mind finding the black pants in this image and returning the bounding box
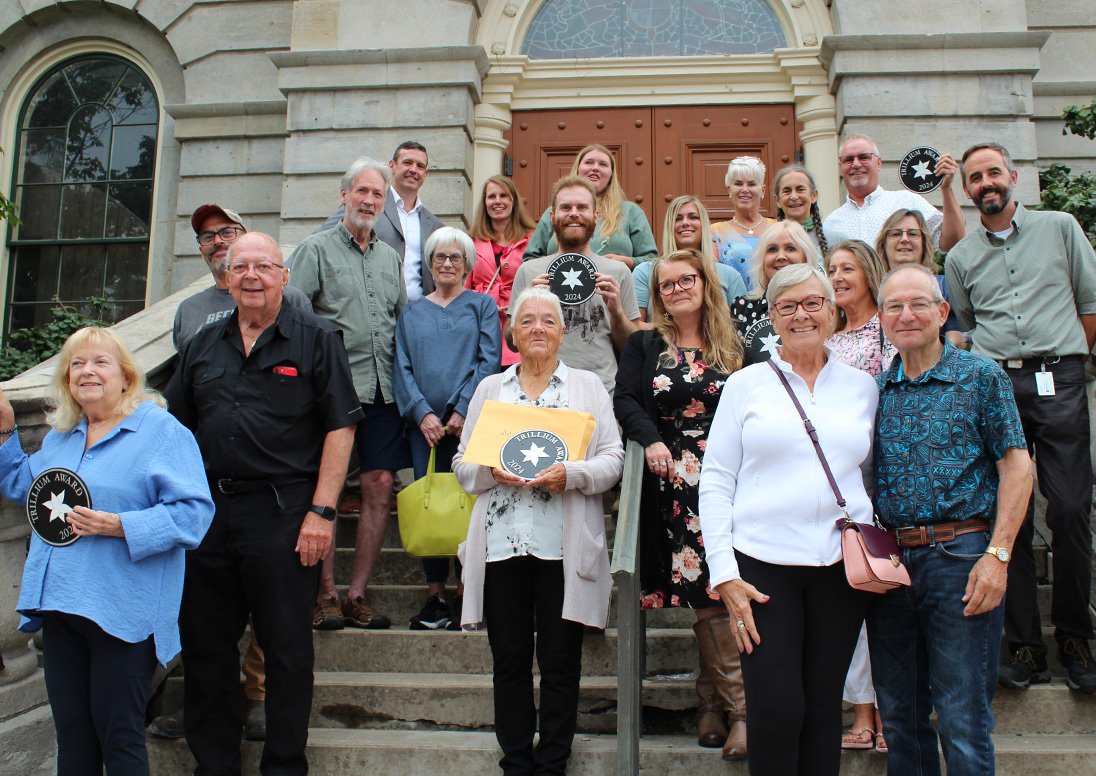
[41,612,156,776]
[484,556,585,776]
[182,480,319,776]
[736,552,869,776]
[1003,358,1095,651]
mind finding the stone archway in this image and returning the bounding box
[471,0,841,214]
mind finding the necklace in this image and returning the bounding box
[732,215,764,235]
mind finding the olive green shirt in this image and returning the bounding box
[944,203,1096,360]
[288,222,407,403]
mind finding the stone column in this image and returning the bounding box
[778,48,840,215]
[824,1,1049,211]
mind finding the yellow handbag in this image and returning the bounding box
[397,446,476,557]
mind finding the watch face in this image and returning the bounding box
[996,548,1010,562]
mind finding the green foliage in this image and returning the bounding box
[1039,100,1096,249]
[1061,98,1096,141]
[0,298,111,382]
[0,146,17,227]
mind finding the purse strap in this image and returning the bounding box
[424,445,437,493]
[766,359,846,512]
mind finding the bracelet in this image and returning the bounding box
[0,426,16,436]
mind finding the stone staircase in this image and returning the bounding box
[146,504,1096,775]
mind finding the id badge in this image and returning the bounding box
[1035,369,1056,396]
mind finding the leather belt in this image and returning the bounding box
[997,355,1084,370]
[213,477,311,509]
[894,518,990,548]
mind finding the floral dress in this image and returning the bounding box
[640,348,729,610]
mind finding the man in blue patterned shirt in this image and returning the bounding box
[869,265,1031,775]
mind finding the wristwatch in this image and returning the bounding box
[308,504,337,521]
[985,546,1010,563]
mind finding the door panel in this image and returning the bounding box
[506,104,799,248]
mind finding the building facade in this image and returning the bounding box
[0,0,1092,341]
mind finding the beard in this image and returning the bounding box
[347,208,377,233]
[553,215,597,251]
[972,183,1014,216]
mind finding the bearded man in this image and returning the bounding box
[945,142,1096,695]
[289,157,409,635]
[509,175,640,394]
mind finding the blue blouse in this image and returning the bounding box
[0,401,214,665]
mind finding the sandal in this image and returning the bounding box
[841,727,876,750]
[874,732,888,754]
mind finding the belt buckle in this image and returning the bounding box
[1006,359,1023,369]
[217,478,233,494]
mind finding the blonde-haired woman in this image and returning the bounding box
[467,175,538,367]
[826,239,897,376]
[524,143,658,268]
[0,326,214,775]
[730,220,815,365]
[633,195,746,320]
[615,250,748,760]
[712,156,775,291]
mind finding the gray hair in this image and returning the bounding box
[765,264,835,307]
[839,133,880,158]
[877,264,943,307]
[341,156,391,191]
[724,155,766,188]
[959,142,1016,184]
[511,286,564,325]
[423,226,476,280]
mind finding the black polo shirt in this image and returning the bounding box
[165,303,364,480]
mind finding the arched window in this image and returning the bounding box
[523,0,787,59]
[5,54,158,337]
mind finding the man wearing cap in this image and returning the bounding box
[316,141,444,301]
[166,231,362,774]
[175,204,311,349]
[823,133,964,250]
[945,141,1096,694]
[509,175,639,395]
[870,263,1031,774]
[290,157,410,632]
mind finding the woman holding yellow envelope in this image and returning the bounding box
[453,286,624,776]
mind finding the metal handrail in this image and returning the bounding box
[610,440,645,775]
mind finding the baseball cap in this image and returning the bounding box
[191,204,246,234]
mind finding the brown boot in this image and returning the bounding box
[693,620,728,747]
[698,613,748,761]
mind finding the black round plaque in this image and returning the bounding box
[546,253,597,306]
[25,468,91,547]
[899,146,944,194]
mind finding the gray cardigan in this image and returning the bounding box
[454,367,624,628]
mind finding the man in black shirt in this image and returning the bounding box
[165,232,362,775]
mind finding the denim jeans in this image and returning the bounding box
[868,530,1004,776]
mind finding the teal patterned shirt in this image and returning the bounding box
[874,340,1026,528]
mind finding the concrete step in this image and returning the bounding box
[147,729,1096,775]
[311,628,698,677]
[303,673,1096,737]
[339,585,699,630]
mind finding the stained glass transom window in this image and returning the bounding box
[6,55,158,337]
[522,0,787,59]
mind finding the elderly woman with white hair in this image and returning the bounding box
[453,285,624,776]
[699,264,878,775]
[711,155,775,292]
[394,226,502,630]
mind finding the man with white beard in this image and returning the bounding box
[289,157,409,633]
[509,175,640,395]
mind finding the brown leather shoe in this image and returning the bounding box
[693,620,729,748]
[697,613,748,761]
[342,594,391,629]
[312,597,345,630]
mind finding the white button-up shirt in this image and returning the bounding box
[823,186,943,249]
[393,187,425,302]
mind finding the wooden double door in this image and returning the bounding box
[504,105,800,247]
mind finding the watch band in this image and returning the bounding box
[309,504,337,521]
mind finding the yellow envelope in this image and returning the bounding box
[462,400,596,468]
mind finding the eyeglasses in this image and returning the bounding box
[197,226,245,246]
[657,273,700,296]
[772,295,827,317]
[886,228,924,240]
[228,261,284,277]
[431,253,465,266]
[881,298,941,316]
[839,153,878,167]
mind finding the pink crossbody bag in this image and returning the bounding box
[767,360,910,593]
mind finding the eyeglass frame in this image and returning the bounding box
[196,226,246,246]
[657,273,700,296]
[771,295,828,317]
[839,152,879,167]
[885,228,925,241]
[226,260,285,277]
[430,252,466,266]
[880,298,943,316]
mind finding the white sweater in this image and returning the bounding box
[698,350,879,586]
